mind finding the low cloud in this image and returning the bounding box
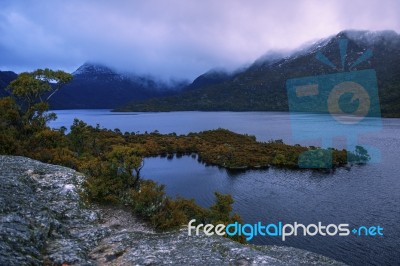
[0,0,399,80]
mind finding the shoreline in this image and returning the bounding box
[0,155,347,265]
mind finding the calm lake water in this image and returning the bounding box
[50,110,400,266]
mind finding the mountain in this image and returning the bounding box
[0,64,188,110]
[185,69,232,91]
[116,30,400,117]
[0,71,18,97]
[49,63,187,109]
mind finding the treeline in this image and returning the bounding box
[0,69,370,242]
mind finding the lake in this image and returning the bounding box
[50,110,400,266]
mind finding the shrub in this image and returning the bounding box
[129,180,166,218]
[81,158,126,204]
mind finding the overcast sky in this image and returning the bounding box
[1,0,399,80]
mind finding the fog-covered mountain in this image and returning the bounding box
[184,69,232,91]
[48,63,188,109]
[118,30,400,117]
[1,30,399,116]
[0,63,188,109]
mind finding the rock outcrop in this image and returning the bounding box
[0,156,346,265]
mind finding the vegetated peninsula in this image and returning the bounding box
[116,30,400,118]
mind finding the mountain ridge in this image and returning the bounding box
[1,30,399,116]
[0,71,18,98]
[0,63,188,109]
[48,62,188,109]
[116,30,400,117]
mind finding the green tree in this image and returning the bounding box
[108,145,145,187]
[350,145,370,164]
[7,69,72,129]
[0,97,22,153]
[209,192,234,222]
[69,119,91,155]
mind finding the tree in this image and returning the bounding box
[0,97,22,153]
[353,145,370,164]
[69,119,91,155]
[7,69,72,128]
[108,146,145,188]
[209,192,234,222]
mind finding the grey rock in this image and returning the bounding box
[0,156,108,265]
[0,156,347,265]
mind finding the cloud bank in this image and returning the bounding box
[0,0,399,80]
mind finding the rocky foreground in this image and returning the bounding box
[0,156,346,265]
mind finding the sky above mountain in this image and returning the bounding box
[1,0,399,80]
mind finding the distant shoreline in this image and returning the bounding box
[49,108,399,118]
